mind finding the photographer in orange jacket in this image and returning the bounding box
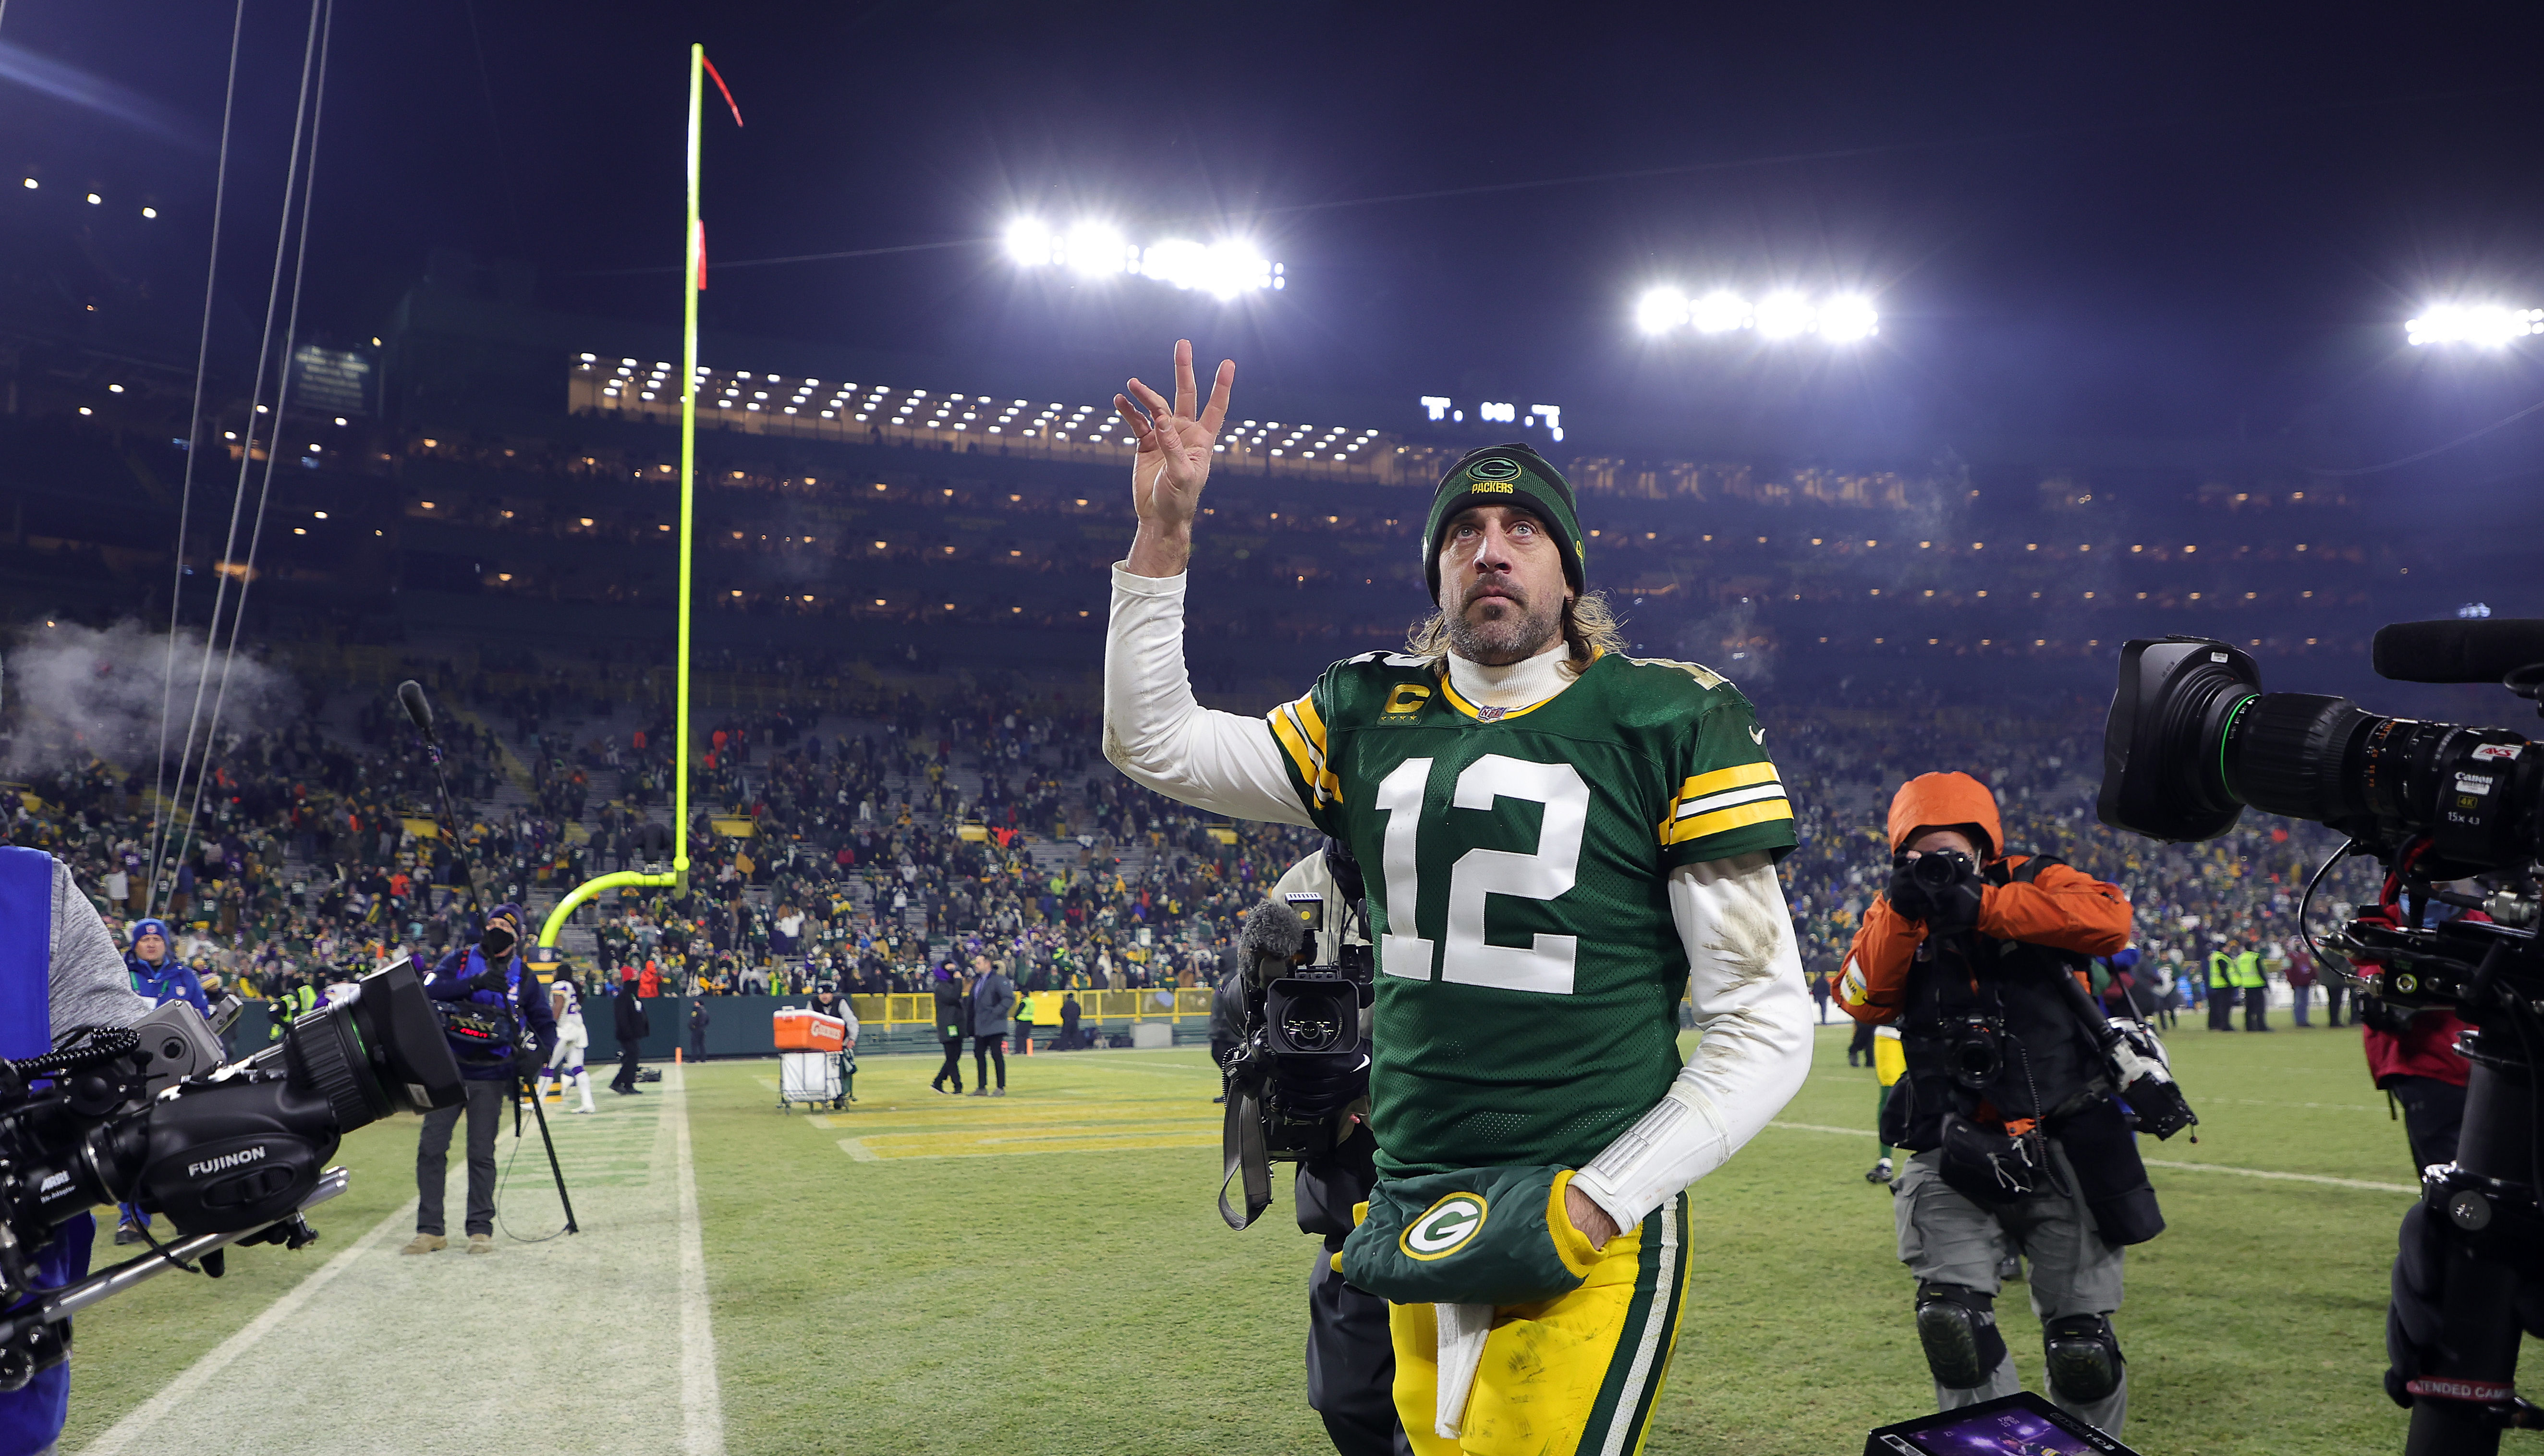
[1835,772,2153,1438]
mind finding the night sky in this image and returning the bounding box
[10,2,2544,468]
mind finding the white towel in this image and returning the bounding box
[1434,1301,1495,1438]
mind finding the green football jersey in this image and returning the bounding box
[1264,649,1794,1178]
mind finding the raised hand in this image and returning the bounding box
[1118,339,1233,578]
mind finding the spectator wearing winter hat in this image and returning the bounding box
[122,918,207,1020]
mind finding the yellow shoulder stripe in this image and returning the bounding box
[1673,761,1778,801]
[1266,695,1343,807]
[1660,796,1792,848]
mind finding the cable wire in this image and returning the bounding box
[147,0,250,908]
[173,0,333,892]
[152,0,327,914]
[2305,396,2544,478]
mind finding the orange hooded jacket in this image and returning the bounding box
[1832,772,2132,1022]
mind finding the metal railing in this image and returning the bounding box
[847,987,1212,1028]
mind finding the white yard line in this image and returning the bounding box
[81,1195,419,1456]
[671,1058,727,1456]
[2141,1159,2413,1194]
[1763,1119,2414,1193]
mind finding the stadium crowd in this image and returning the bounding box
[2,648,2353,1016]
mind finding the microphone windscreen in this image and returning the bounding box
[1239,897,1306,983]
[2372,619,2544,684]
[396,679,434,733]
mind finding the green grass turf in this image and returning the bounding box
[64,1020,2492,1453]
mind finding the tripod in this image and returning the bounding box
[512,1063,582,1236]
[2403,1021,2544,1455]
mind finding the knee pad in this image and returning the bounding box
[1914,1283,2008,1390]
[2043,1313,2124,1404]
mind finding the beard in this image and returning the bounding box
[1445,584,1563,666]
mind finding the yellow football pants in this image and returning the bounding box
[1388,1191,1694,1456]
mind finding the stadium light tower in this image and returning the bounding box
[1007,215,1284,298]
[2406,304,2544,346]
[1637,285,1877,341]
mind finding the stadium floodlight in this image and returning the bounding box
[1636,286,1689,335]
[1003,218,1055,267]
[2406,304,2544,346]
[1689,290,1748,333]
[1818,294,1880,341]
[1061,221,1128,277]
[1637,285,1877,342]
[1138,237,1274,299]
[1754,291,1814,339]
[1009,216,1284,296]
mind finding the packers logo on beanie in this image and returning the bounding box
[1422,444,1586,603]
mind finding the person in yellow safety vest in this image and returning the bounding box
[2205,946,2237,1032]
[1866,1023,1907,1184]
[2232,947,2269,1032]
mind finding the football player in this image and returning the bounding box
[1103,342,1813,1455]
[537,973,595,1114]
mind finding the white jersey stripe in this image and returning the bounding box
[1675,781,1787,819]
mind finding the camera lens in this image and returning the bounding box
[2102,635,2542,868]
[1911,852,1964,889]
[1278,1010,1341,1052]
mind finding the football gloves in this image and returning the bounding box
[1338,1164,1599,1307]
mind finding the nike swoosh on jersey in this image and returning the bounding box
[1748,725,1765,744]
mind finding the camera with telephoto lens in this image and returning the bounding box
[2099,623,2544,1450]
[0,959,461,1393]
[1911,849,1975,894]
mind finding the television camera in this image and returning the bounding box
[0,960,460,1393]
[1217,841,1374,1230]
[2098,618,2544,1456]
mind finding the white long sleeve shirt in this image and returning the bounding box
[1102,564,1811,1229]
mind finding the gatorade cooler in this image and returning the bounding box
[773,1008,846,1053]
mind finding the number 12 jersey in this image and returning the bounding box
[1264,649,1794,1178]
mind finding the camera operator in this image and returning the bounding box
[1833,773,2147,1437]
[1101,344,1812,1454]
[0,846,150,1456]
[2356,876,2483,1177]
[1254,843,1410,1456]
[404,905,553,1257]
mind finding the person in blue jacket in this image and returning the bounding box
[122,917,207,1019]
[114,918,209,1245]
[404,904,554,1256]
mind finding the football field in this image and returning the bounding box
[58,1021,2453,1454]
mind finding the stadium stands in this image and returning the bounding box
[0,263,2385,1029]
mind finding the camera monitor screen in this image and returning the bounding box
[1865,1392,2138,1456]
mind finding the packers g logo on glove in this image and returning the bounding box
[1343,1165,1598,1306]
[1403,1192,1489,1260]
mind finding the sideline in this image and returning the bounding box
[670,1060,727,1456]
[80,1196,420,1456]
[1763,1120,2414,1194]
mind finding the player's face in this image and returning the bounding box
[1439,505,1569,666]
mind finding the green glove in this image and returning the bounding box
[1339,1165,1599,1307]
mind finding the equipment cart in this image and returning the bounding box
[772,1008,848,1113]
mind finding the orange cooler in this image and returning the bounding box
[773,1009,846,1052]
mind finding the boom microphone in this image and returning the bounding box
[396,679,437,741]
[2371,619,2544,685]
[1239,897,1306,986]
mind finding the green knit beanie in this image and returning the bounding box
[1421,444,1586,603]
